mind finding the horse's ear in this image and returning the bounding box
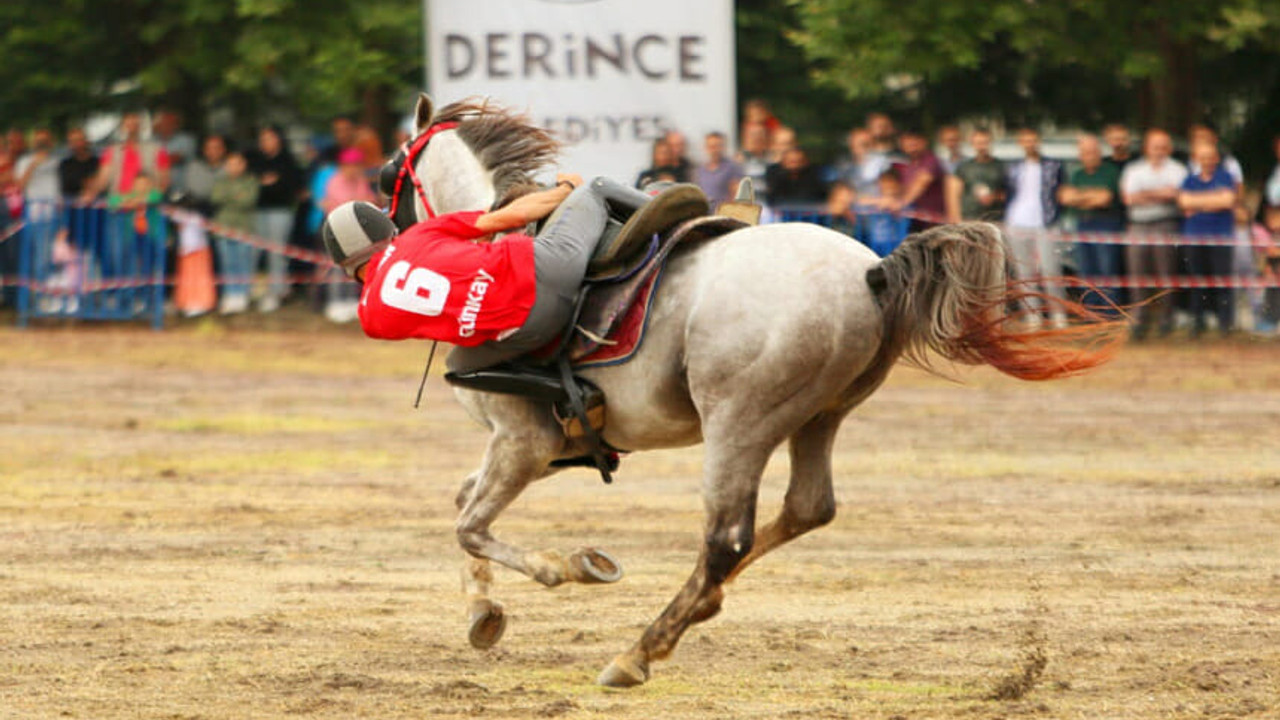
[415,93,434,132]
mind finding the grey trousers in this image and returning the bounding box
[446,182,611,373]
[1126,219,1179,332]
[254,208,293,301]
[1005,226,1066,313]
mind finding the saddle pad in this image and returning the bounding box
[570,265,666,369]
[568,216,747,368]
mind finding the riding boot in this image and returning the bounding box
[585,183,711,276]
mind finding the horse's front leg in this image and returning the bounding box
[455,461,621,650]
[456,471,505,649]
[458,398,622,570]
[457,437,623,586]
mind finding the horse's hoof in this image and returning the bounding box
[597,654,649,688]
[467,599,507,650]
[568,547,623,584]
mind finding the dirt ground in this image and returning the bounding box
[2,318,1278,719]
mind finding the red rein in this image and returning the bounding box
[388,121,460,222]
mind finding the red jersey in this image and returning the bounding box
[358,211,537,346]
[100,143,172,194]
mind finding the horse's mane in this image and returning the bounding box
[433,99,560,204]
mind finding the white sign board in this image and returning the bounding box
[425,0,736,183]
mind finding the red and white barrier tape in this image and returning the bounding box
[6,270,1277,294]
[159,207,336,267]
[1039,229,1268,248]
[0,220,24,244]
[1,272,347,293]
[10,201,1279,278]
[11,201,337,265]
[798,204,1278,248]
[1049,275,1280,289]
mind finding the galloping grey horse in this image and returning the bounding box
[394,95,1118,687]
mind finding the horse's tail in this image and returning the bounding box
[867,222,1125,381]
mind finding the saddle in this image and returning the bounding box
[444,180,758,482]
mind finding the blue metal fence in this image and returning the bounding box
[15,200,167,329]
[771,204,908,258]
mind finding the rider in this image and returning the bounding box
[323,176,703,374]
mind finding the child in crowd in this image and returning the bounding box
[110,172,163,234]
[46,227,85,312]
[825,183,858,238]
[108,172,165,307]
[210,152,260,314]
[172,203,215,317]
[863,169,910,257]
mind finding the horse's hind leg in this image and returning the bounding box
[598,442,772,687]
[725,411,843,583]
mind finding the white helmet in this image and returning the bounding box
[321,201,398,277]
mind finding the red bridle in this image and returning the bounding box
[387,121,459,222]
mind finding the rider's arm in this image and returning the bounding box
[474,173,584,235]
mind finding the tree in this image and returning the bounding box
[0,0,423,137]
[735,0,866,156]
[0,0,122,128]
[785,0,1280,135]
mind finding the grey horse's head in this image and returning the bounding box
[388,94,560,228]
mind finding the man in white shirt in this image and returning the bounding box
[1120,129,1188,339]
[936,125,965,175]
[1004,128,1067,327]
[16,128,61,212]
[16,128,62,250]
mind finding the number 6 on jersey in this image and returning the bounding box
[380,259,451,316]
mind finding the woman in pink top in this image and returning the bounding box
[322,148,377,322]
[322,148,376,212]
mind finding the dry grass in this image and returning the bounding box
[1,323,1278,719]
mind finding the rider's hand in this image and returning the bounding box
[556,173,584,189]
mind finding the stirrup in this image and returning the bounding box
[715,178,762,226]
[550,452,620,472]
[552,380,606,438]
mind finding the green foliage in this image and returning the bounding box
[787,0,1280,88]
[784,0,1280,127]
[0,0,423,130]
[0,0,114,126]
[2,0,1278,172]
[736,0,867,156]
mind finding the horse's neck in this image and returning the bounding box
[422,131,497,216]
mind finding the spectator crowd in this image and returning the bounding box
[636,102,1280,338]
[0,110,404,323]
[3,101,1279,337]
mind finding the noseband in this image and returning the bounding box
[382,121,459,230]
